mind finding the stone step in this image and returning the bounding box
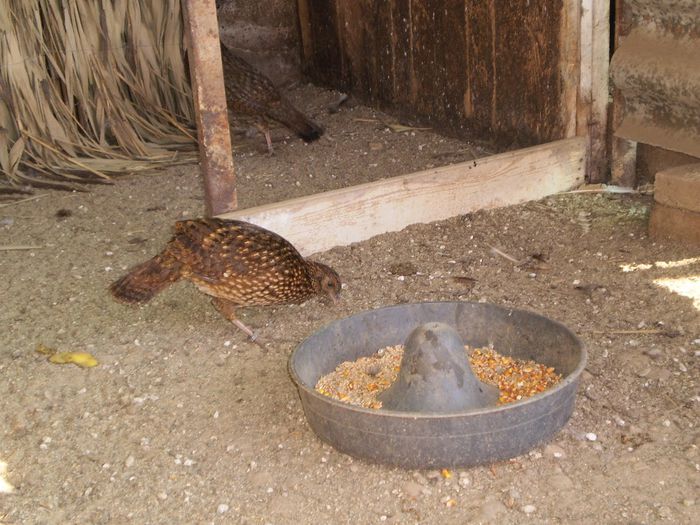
[654,163,700,213]
[649,203,700,245]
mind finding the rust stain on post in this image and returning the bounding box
[183,0,237,216]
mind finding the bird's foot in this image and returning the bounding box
[232,318,268,352]
[212,298,268,352]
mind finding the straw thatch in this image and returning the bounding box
[0,0,197,191]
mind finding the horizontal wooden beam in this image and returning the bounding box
[220,137,586,255]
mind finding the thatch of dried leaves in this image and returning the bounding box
[0,0,197,192]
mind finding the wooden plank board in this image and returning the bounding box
[589,0,610,182]
[578,0,610,183]
[183,0,237,215]
[560,0,581,138]
[577,0,593,138]
[220,137,586,255]
[298,1,568,148]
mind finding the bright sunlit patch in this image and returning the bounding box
[0,460,14,494]
[654,275,700,311]
[621,257,700,273]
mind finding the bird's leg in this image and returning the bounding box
[211,298,266,350]
[263,130,274,155]
[254,123,274,155]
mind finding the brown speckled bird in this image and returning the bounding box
[109,218,341,343]
[220,42,323,153]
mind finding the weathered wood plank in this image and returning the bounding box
[560,0,581,139]
[301,1,567,148]
[577,0,610,183]
[589,0,610,182]
[220,137,586,255]
[183,0,237,216]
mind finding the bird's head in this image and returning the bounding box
[307,261,342,304]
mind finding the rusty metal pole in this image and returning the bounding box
[183,0,237,216]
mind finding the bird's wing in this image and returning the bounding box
[171,219,307,284]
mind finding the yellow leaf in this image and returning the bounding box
[48,351,99,368]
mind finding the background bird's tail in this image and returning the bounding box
[109,254,181,304]
[272,103,323,142]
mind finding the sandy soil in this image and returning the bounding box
[1,88,699,524]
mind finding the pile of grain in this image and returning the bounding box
[316,345,561,409]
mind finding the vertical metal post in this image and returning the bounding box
[183,0,237,216]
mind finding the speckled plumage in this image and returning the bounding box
[109,218,340,341]
[221,42,323,152]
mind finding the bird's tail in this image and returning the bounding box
[109,253,181,305]
[271,102,324,142]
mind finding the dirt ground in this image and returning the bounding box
[1,87,699,524]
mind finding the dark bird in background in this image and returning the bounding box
[220,42,323,153]
[109,218,341,344]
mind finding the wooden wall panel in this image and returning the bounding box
[298,0,567,148]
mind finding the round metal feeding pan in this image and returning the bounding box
[289,302,586,469]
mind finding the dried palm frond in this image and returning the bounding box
[0,0,196,192]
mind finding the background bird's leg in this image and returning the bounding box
[211,298,266,349]
[254,123,274,154]
[263,130,273,155]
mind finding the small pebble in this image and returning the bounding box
[636,366,652,377]
[644,348,663,360]
[585,432,597,441]
[441,496,456,507]
[521,504,537,514]
[403,481,423,499]
[217,503,229,514]
[544,444,566,458]
[548,474,574,490]
[479,499,507,521]
[158,492,168,500]
[125,455,135,468]
[458,474,471,488]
